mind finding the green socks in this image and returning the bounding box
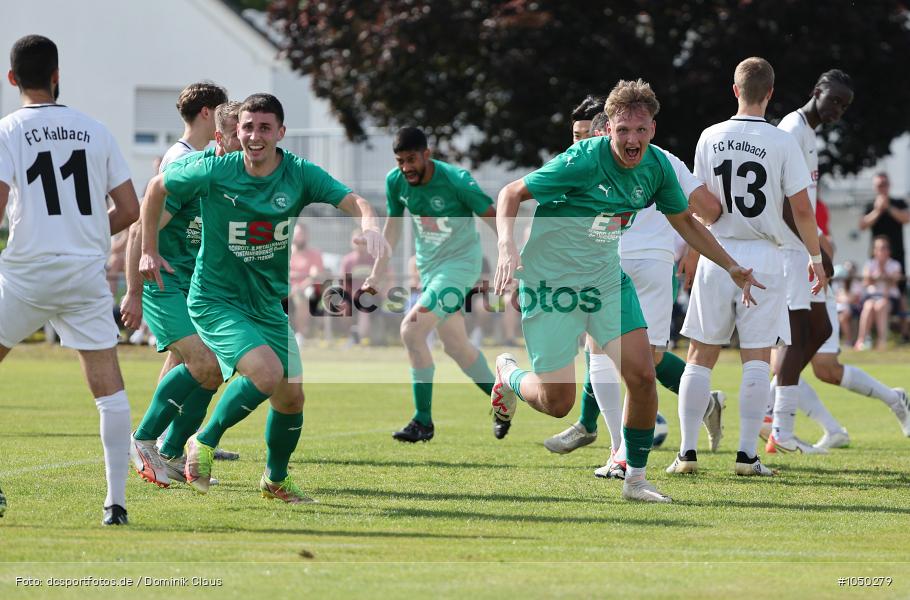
[623,426,655,469]
[576,351,599,432]
[411,365,435,426]
[135,364,203,441]
[158,386,217,458]
[655,352,686,395]
[265,408,303,482]
[461,351,495,396]
[198,376,269,448]
[508,368,528,402]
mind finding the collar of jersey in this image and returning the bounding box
[729,116,767,122]
[23,103,66,109]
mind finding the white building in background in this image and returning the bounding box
[1,0,906,264]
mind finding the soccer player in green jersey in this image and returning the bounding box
[121,101,243,488]
[139,94,388,503]
[491,79,762,502]
[362,127,500,442]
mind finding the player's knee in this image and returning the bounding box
[182,347,222,390]
[249,363,283,396]
[812,363,839,385]
[273,385,305,413]
[624,364,656,394]
[400,318,427,348]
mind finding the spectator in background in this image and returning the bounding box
[859,172,908,294]
[289,223,325,346]
[854,236,904,350]
[833,261,863,346]
[340,228,377,345]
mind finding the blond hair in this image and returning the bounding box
[605,79,660,120]
[215,100,241,132]
[734,57,774,105]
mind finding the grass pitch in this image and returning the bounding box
[1,343,909,598]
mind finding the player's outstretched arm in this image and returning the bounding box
[666,209,765,306]
[362,216,400,294]
[494,179,531,295]
[138,174,174,291]
[120,222,145,329]
[787,188,828,294]
[108,180,140,236]
[337,192,390,259]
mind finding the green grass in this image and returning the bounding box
[1,343,910,599]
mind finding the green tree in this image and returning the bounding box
[269,0,910,174]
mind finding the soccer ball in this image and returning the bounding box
[652,412,669,448]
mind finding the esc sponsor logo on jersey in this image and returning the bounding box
[228,220,291,245]
[588,211,635,242]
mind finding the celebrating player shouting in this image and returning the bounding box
[139,94,389,503]
[491,79,762,503]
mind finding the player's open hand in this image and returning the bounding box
[808,260,829,295]
[119,292,143,330]
[494,240,523,296]
[357,228,391,259]
[139,251,174,291]
[727,265,765,307]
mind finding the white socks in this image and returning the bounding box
[95,390,130,508]
[739,360,770,456]
[797,378,843,434]
[589,354,623,452]
[626,465,646,483]
[772,384,800,443]
[678,363,712,454]
[841,365,901,411]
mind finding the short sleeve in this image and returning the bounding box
[894,199,908,211]
[105,131,132,191]
[0,131,13,187]
[454,168,494,214]
[163,153,214,201]
[302,161,352,207]
[692,131,709,182]
[656,146,702,198]
[524,145,596,205]
[386,171,404,217]
[781,136,812,198]
[652,151,689,215]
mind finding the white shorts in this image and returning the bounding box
[681,241,790,348]
[621,257,673,348]
[817,295,841,354]
[782,247,813,310]
[0,257,118,350]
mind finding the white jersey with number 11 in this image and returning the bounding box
[0,103,131,264]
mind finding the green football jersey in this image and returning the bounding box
[149,147,215,292]
[522,136,688,290]
[386,159,492,275]
[163,149,352,313]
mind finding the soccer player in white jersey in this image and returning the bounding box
[769,70,910,449]
[0,36,139,524]
[671,57,827,477]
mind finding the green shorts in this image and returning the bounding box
[142,283,197,352]
[520,273,646,373]
[416,262,480,321]
[187,295,302,382]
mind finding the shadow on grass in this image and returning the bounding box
[297,457,586,471]
[772,463,910,479]
[0,522,536,541]
[683,498,910,515]
[317,500,693,528]
[328,486,586,504]
[0,432,98,438]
